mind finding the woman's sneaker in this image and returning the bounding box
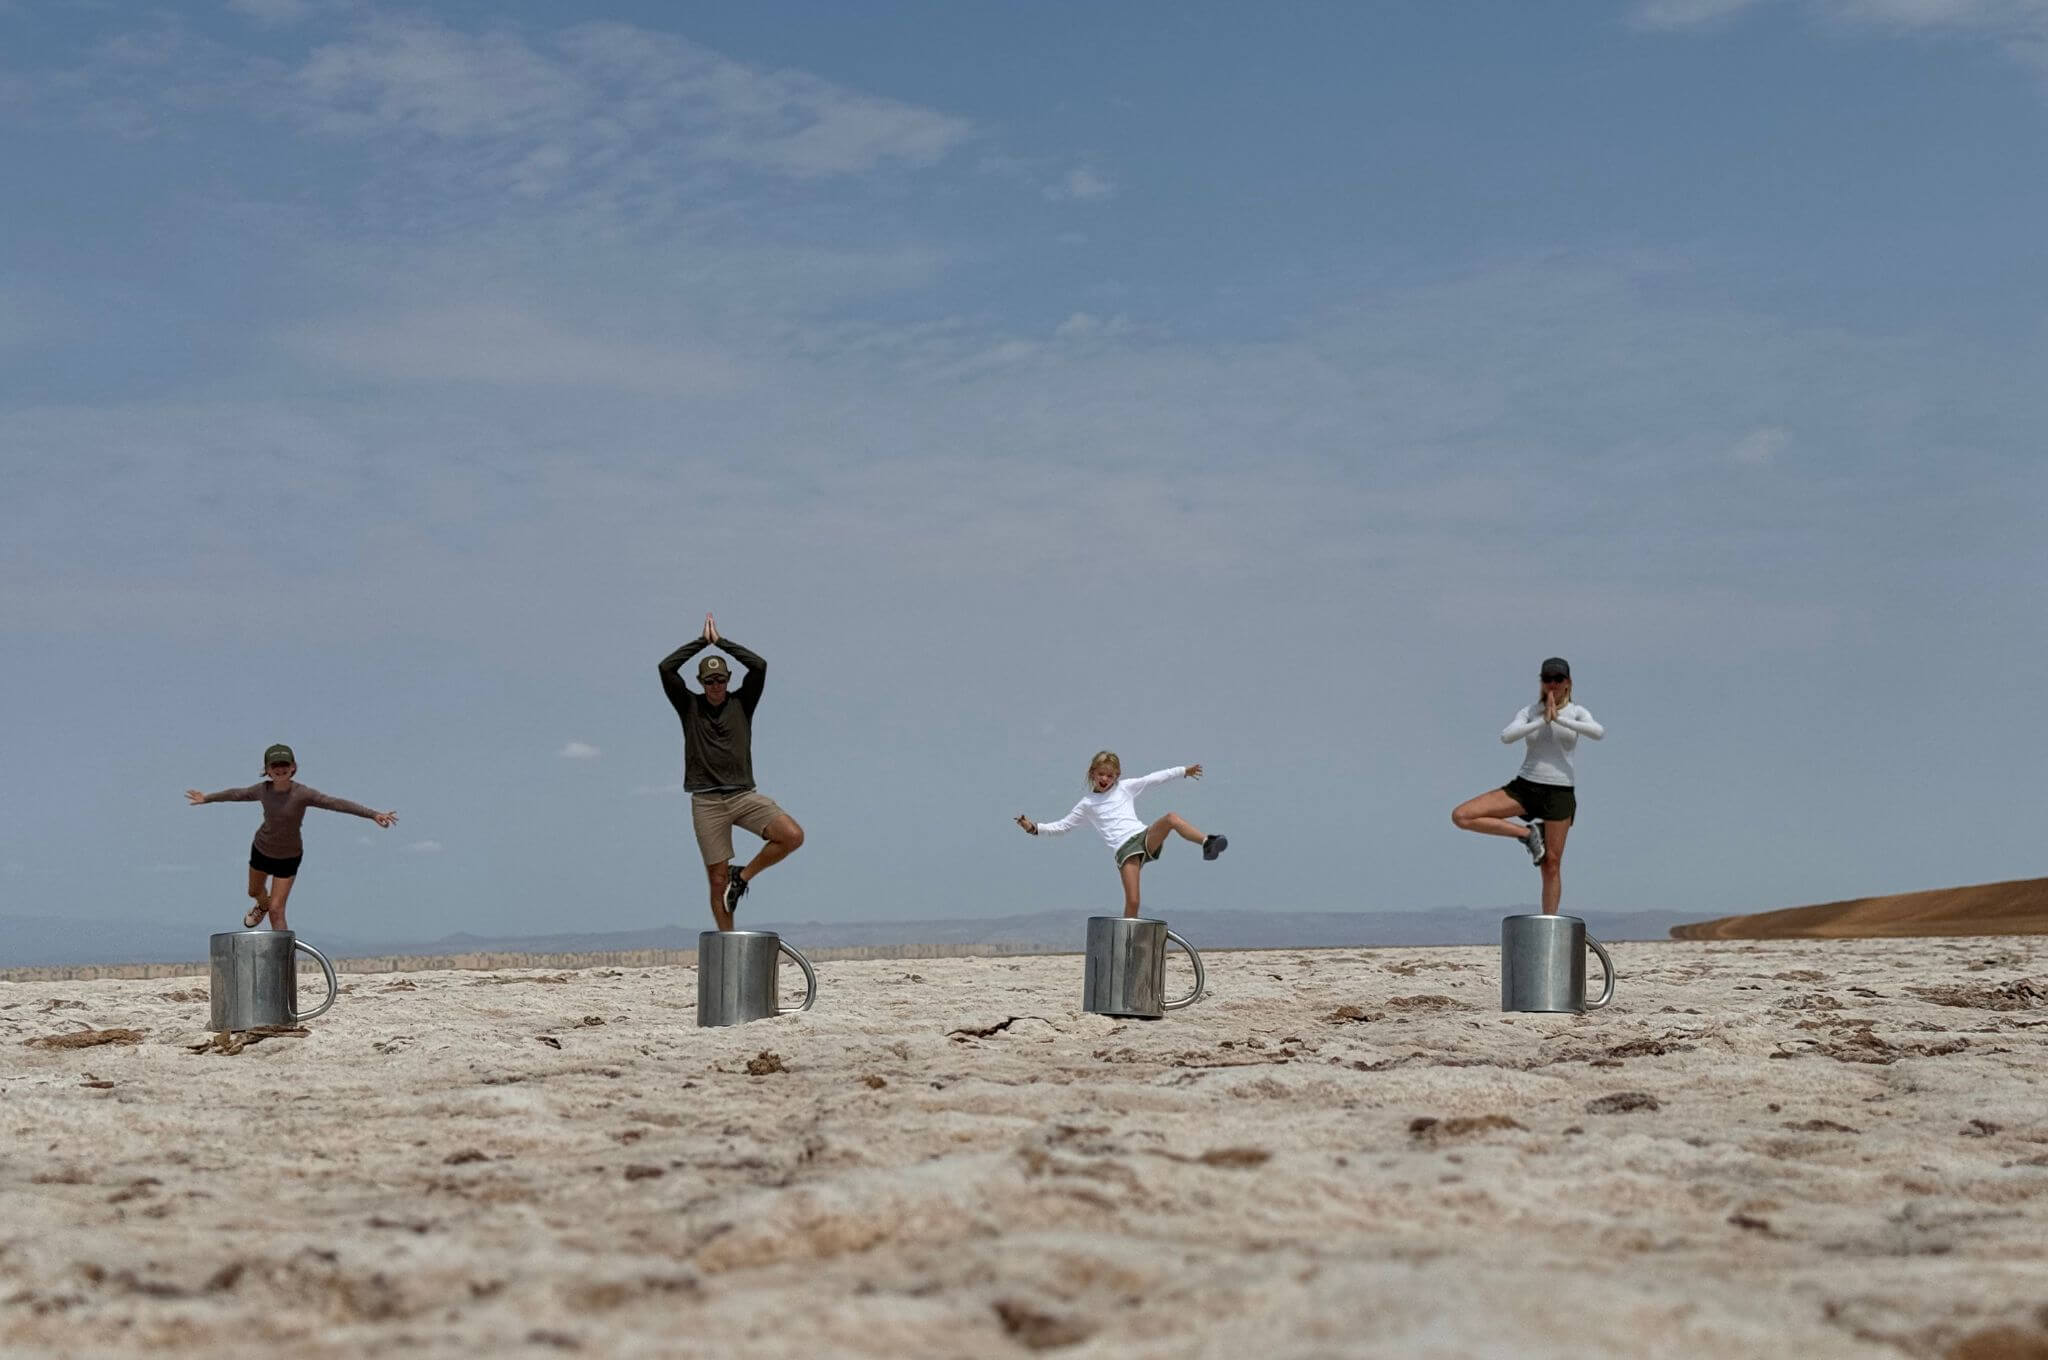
[1522,822,1546,865]
[1202,834,1228,861]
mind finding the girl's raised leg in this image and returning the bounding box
[1118,859,1144,918]
[266,876,297,931]
[1142,812,1205,857]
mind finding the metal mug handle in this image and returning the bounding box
[1584,933,1615,1011]
[1160,929,1206,1011]
[776,940,818,1014]
[294,939,338,1021]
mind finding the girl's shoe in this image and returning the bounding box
[243,899,269,929]
[1202,834,1228,861]
[1523,822,1546,865]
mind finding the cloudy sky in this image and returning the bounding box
[4,0,2045,943]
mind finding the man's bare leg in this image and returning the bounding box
[704,862,735,932]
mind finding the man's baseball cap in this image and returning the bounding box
[264,743,295,766]
[697,656,730,682]
[1539,657,1571,681]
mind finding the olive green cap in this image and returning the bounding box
[263,743,295,766]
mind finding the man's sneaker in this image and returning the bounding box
[1202,834,1228,861]
[1523,822,1546,865]
[723,865,749,915]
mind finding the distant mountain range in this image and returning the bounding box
[0,906,1711,970]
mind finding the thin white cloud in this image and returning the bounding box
[284,18,973,180]
[1045,166,1116,201]
[1635,0,2048,78]
[1631,0,1772,28]
[559,741,601,760]
[1728,426,1793,464]
[1053,311,1135,340]
[287,305,746,395]
[406,840,444,854]
[227,0,315,26]
[1833,0,2048,31]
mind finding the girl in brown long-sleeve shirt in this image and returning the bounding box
[186,743,397,931]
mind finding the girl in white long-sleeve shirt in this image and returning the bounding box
[1452,657,1605,915]
[1017,750,1228,918]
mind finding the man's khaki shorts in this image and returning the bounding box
[691,789,788,865]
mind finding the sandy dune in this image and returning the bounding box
[1672,876,2048,941]
[4,937,2047,1358]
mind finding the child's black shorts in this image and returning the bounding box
[249,846,304,878]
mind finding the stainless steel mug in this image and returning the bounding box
[208,930,338,1030]
[1081,916,1205,1018]
[1500,913,1614,1013]
[696,930,818,1027]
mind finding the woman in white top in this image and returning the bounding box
[1016,750,1227,918]
[1451,657,1604,915]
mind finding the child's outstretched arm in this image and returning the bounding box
[187,784,259,805]
[1124,765,1193,795]
[308,790,399,828]
[1019,802,1086,837]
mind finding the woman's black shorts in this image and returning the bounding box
[1501,777,1576,824]
[249,846,303,878]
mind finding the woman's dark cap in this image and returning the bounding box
[1539,658,1571,681]
[263,743,295,766]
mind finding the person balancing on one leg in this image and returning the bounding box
[1451,656,1605,915]
[1016,750,1226,919]
[659,613,805,931]
[185,744,398,932]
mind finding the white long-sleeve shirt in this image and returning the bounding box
[1034,767,1186,851]
[1501,704,1604,786]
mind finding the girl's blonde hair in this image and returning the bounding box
[1087,749,1121,785]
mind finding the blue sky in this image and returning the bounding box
[4,0,2046,943]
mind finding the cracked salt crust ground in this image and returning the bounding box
[2,938,2046,1358]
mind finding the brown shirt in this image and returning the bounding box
[658,638,767,793]
[204,781,380,858]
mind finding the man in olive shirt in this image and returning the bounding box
[659,612,804,930]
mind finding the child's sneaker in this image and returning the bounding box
[1523,822,1546,865]
[1202,834,1228,861]
[723,866,749,915]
